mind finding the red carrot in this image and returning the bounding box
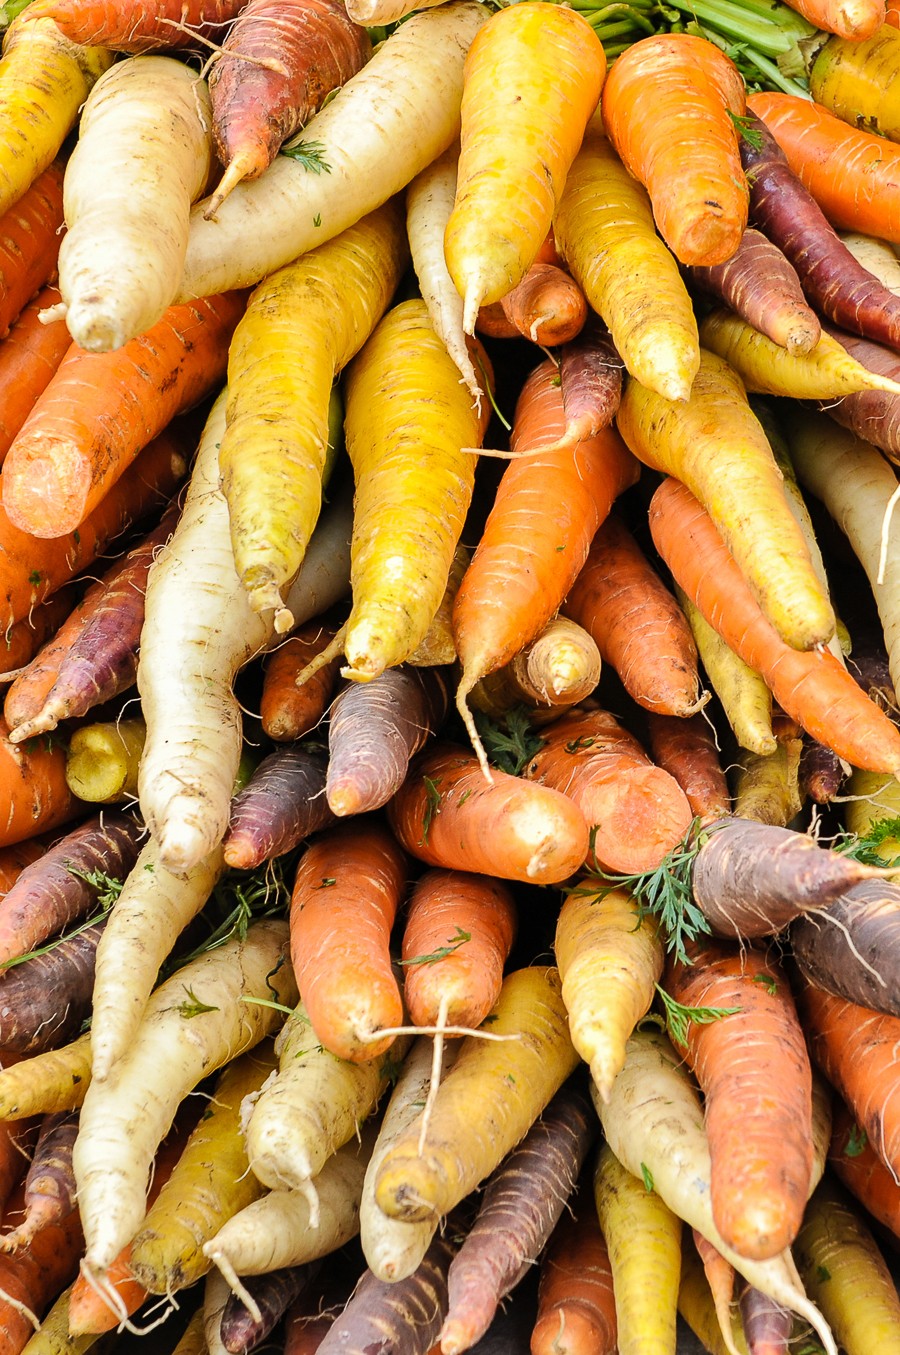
[530,1200,617,1355]
[0,917,106,1052]
[260,622,341,742]
[645,713,731,824]
[497,263,588,347]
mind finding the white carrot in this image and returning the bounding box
[57,56,213,352]
[72,918,297,1276]
[176,1,488,302]
[137,391,352,872]
[839,232,900,295]
[406,145,480,404]
[345,0,445,24]
[593,1025,838,1355]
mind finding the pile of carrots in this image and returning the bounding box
[5,0,900,1353]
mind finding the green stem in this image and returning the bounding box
[590,8,656,32]
[659,0,797,54]
[734,44,812,94]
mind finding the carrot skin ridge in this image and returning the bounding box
[0,918,105,1054]
[0,162,65,343]
[222,744,334,871]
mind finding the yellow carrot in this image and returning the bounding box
[554,125,700,403]
[617,348,834,652]
[220,202,408,627]
[732,720,804,827]
[445,1,606,331]
[0,1034,92,1119]
[374,965,580,1223]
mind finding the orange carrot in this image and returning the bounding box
[452,358,639,773]
[0,287,71,467]
[645,713,731,824]
[0,420,188,632]
[498,262,588,347]
[289,817,406,1063]
[0,1048,36,1224]
[777,0,883,37]
[748,92,900,243]
[828,1096,900,1242]
[648,476,900,774]
[27,0,248,49]
[401,869,517,1032]
[0,588,77,680]
[521,705,694,875]
[530,1200,617,1355]
[0,1172,83,1354]
[260,622,341,741]
[0,162,64,342]
[1,292,245,538]
[889,0,900,24]
[797,976,900,1183]
[0,713,78,847]
[665,936,813,1261]
[563,511,706,718]
[388,742,590,886]
[601,33,747,267]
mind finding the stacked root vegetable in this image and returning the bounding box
[6,0,900,1352]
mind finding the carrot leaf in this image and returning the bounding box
[177,985,219,1019]
[844,1123,868,1157]
[421,776,442,845]
[280,139,332,174]
[474,706,546,777]
[164,855,292,974]
[834,815,900,866]
[655,983,741,1048]
[640,1162,654,1191]
[399,926,471,967]
[65,866,126,910]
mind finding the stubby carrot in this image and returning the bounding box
[64,717,146,804]
[2,292,244,537]
[497,263,588,347]
[557,321,624,447]
[601,34,747,267]
[445,1,606,331]
[469,616,601,723]
[0,288,70,467]
[260,623,340,741]
[530,1201,617,1355]
[0,161,64,341]
[222,745,333,871]
[777,0,884,39]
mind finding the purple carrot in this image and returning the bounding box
[223,744,334,871]
[557,320,624,445]
[6,505,179,744]
[0,1111,78,1252]
[326,666,450,817]
[820,326,900,462]
[0,811,142,967]
[791,879,900,1017]
[739,110,900,352]
[739,1284,792,1354]
[439,1077,596,1355]
[689,228,820,355]
[222,1264,316,1355]
[0,917,107,1053]
[849,642,898,717]
[798,736,845,805]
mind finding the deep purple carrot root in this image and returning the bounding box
[326,666,450,817]
[0,1110,79,1250]
[223,744,333,870]
[739,110,900,352]
[791,880,900,1017]
[221,1264,314,1355]
[798,735,845,805]
[821,327,900,461]
[0,918,107,1053]
[689,227,820,355]
[558,321,624,443]
[0,811,141,966]
[739,1284,792,1355]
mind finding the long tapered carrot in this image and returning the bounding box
[2,292,244,538]
[648,476,900,773]
[453,358,638,775]
[601,34,747,267]
[0,288,70,467]
[0,161,64,341]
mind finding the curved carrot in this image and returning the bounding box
[289,818,406,1063]
[601,33,747,267]
[0,287,71,467]
[648,476,900,774]
[498,262,588,347]
[0,161,64,341]
[27,0,248,49]
[748,92,900,243]
[2,292,244,538]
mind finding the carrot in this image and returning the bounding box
[0,812,140,967]
[288,818,406,1063]
[738,1285,791,1355]
[375,966,580,1224]
[0,589,77,680]
[63,717,146,804]
[829,1095,900,1241]
[57,56,214,352]
[26,0,247,49]
[408,545,469,669]
[530,1198,616,1355]
[747,92,900,243]
[553,126,700,404]
[326,667,450,816]
[817,327,900,462]
[593,1141,682,1355]
[284,1264,355,1355]
[0,288,70,467]
[799,736,845,807]
[647,477,900,774]
[601,34,746,267]
[554,882,663,1102]
[220,205,405,627]
[618,349,833,653]
[776,0,884,38]
[737,108,900,353]
[222,745,332,872]
[0,14,111,221]
[177,2,489,301]
[206,0,372,214]
[496,263,588,348]
[0,916,106,1054]
[440,1080,596,1355]
[0,1035,91,1121]
[219,1267,315,1355]
[0,714,78,848]
[0,161,64,342]
[688,228,820,356]
[797,977,900,1182]
[387,742,590,886]
[0,421,188,632]
[677,1239,748,1355]
[260,623,340,742]
[469,616,601,724]
[522,706,694,876]
[792,882,900,1017]
[453,359,639,772]
[445,1,605,331]
[556,321,624,448]
[2,292,244,538]
[563,511,705,718]
[732,717,804,828]
[73,918,297,1276]
[0,1174,83,1355]
[691,1231,741,1355]
[0,1111,77,1254]
[794,1176,900,1353]
[645,713,731,825]
[664,935,813,1260]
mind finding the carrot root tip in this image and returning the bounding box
[455,680,493,783]
[207,1250,263,1327]
[295,627,346,688]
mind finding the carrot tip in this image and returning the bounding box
[455,679,493,783]
[203,157,252,221]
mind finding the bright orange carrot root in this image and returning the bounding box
[260,622,340,741]
[601,33,747,266]
[2,292,244,538]
[0,588,77,680]
[523,705,694,875]
[0,162,64,344]
[499,262,588,346]
[0,1173,84,1352]
[828,1095,900,1241]
[648,476,900,774]
[0,713,78,847]
[530,1202,617,1355]
[0,287,71,467]
[645,713,731,824]
[27,0,248,49]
